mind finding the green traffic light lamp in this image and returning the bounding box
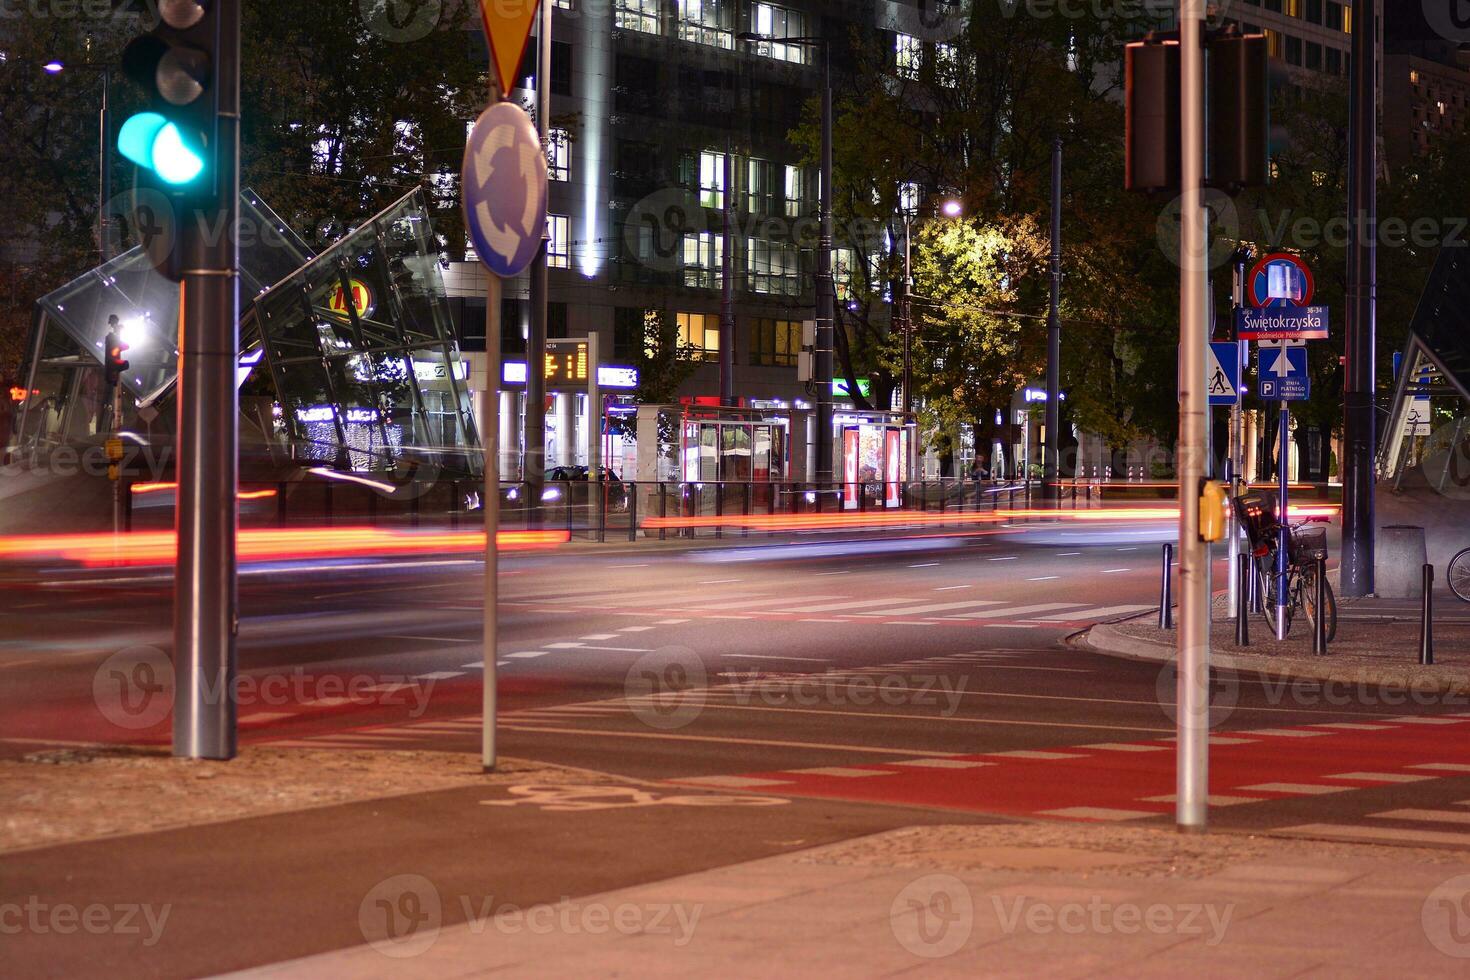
[118,111,205,184]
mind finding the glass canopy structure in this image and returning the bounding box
[15,188,479,481]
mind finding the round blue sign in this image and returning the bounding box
[462,102,548,278]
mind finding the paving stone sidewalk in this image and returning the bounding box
[1084,593,1470,695]
[233,821,1470,978]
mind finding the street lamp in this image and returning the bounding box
[899,197,961,416]
[737,31,835,483]
[25,56,115,262]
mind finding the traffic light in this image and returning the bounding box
[1208,32,1269,191]
[1124,38,1181,194]
[105,332,131,388]
[1125,31,1269,194]
[117,1,219,201]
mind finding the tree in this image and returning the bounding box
[909,214,1049,473]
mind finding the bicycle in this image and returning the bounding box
[1451,547,1470,603]
[1255,520,1338,641]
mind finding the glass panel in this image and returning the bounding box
[255,188,479,477]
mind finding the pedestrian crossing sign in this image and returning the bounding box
[1207,342,1241,406]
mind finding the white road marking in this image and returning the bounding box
[956,603,1083,619]
[1100,568,1132,574]
[890,758,995,769]
[545,642,585,649]
[653,619,688,625]
[987,556,1019,562]
[1082,742,1170,753]
[383,634,474,644]
[1240,782,1352,795]
[1409,763,1470,773]
[1311,722,1393,731]
[989,750,1087,760]
[579,634,620,641]
[934,585,972,591]
[504,652,550,660]
[775,597,922,614]
[858,600,1004,617]
[1395,717,1463,725]
[1027,576,1060,582]
[1241,728,1331,737]
[1035,605,1154,621]
[909,562,941,568]
[413,671,465,681]
[789,767,890,778]
[1325,772,1434,783]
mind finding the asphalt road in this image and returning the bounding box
[6,515,1470,975]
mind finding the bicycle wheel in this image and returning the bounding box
[1259,558,1293,637]
[1302,567,1338,643]
[1450,549,1470,603]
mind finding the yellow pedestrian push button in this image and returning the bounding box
[105,437,125,462]
[1198,480,1228,542]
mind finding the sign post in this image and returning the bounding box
[466,0,546,772]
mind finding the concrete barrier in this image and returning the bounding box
[1377,525,1429,598]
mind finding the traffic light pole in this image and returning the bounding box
[1176,0,1211,832]
[1340,0,1377,598]
[1043,136,1063,502]
[815,45,834,484]
[173,0,239,761]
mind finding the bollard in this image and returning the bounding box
[1159,542,1175,629]
[658,483,667,541]
[1420,563,1435,666]
[1235,560,1250,647]
[628,482,638,542]
[1250,559,1264,614]
[1312,557,1328,655]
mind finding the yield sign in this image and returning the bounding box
[478,0,543,99]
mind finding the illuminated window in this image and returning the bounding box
[547,215,570,269]
[678,0,734,49]
[833,246,858,301]
[784,164,803,217]
[752,318,801,366]
[616,0,659,34]
[699,150,727,209]
[676,312,719,360]
[896,33,922,80]
[547,128,570,182]
[747,239,800,295]
[682,232,723,289]
[751,3,808,64]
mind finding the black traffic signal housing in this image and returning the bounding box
[105,332,131,388]
[1208,31,1269,191]
[1125,29,1269,195]
[118,1,221,278]
[1124,37,1181,194]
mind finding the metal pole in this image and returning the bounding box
[815,44,834,483]
[902,218,913,415]
[1420,563,1435,665]
[1235,560,1251,647]
[173,0,239,761]
[99,67,112,263]
[1276,403,1291,640]
[720,145,735,406]
[1176,0,1210,832]
[1313,556,1329,655]
[525,1,552,527]
[1043,136,1062,502]
[111,382,123,534]
[480,75,507,773]
[1159,542,1174,629]
[1227,248,1249,615]
[1341,0,1378,598]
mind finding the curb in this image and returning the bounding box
[1077,616,1470,697]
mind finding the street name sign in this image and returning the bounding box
[1235,305,1330,341]
[1259,345,1311,401]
